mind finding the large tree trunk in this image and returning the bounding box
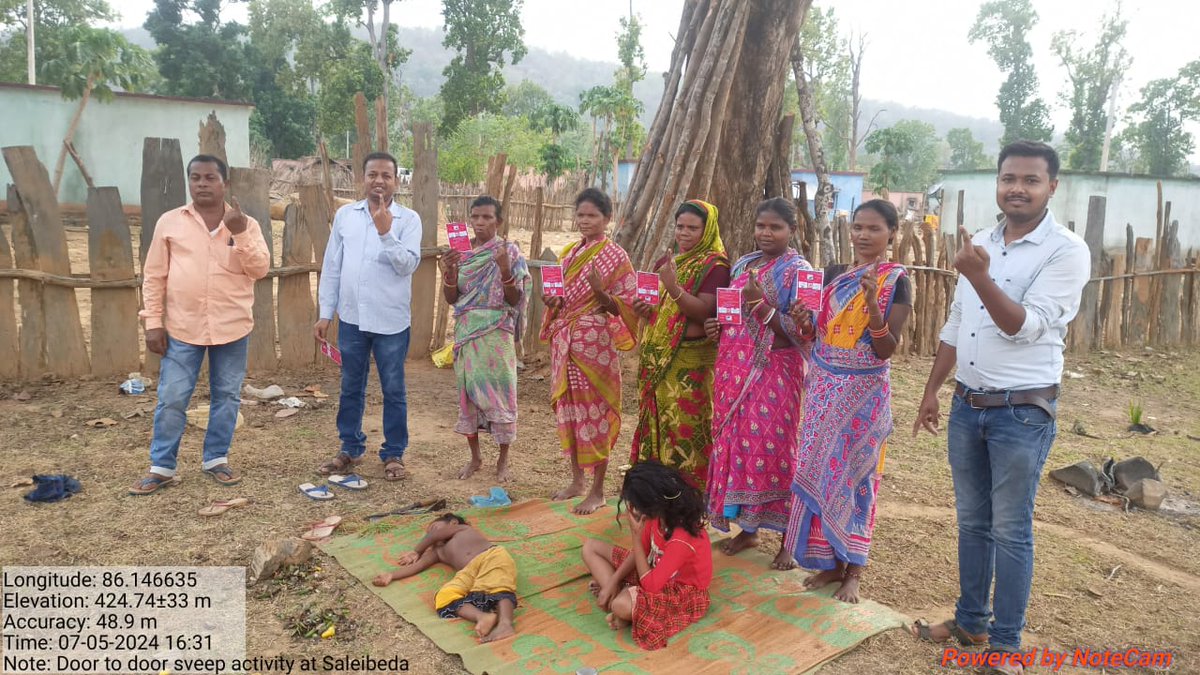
[615,0,810,266]
[791,41,833,265]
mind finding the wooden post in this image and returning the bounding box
[1073,196,1105,351]
[523,248,558,356]
[139,138,186,264]
[228,167,276,372]
[352,92,370,186]
[375,96,388,154]
[1186,266,1200,346]
[277,200,315,367]
[1159,221,1183,345]
[408,122,439,361]
[499,164,517,238]
[1121,225,1135,346]
[197,111,227,164]
[529,187,545,260]
[301,182,337,348]
[1129,237,1154,345]
[86,186,140,375]
[0,192,23,379]
[955,189,965,253]
[2,146,90,376]
[1102,251,1124,347]
[6,186,44,377]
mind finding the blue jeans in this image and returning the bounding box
[149,336,248,477]
[948,386,1057,653]
[336,322,410,462]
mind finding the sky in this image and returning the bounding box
[107,0,1199,154]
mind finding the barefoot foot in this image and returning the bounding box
[802,568,844,589]
[573,493,606,515]
[552,482,585,501]
[833,571,862,603]
[771,548,797,570]
[606,612,630,631]
[720,530,760,556]
[588,580,601,596]
[473,612,499,639]
[481,619,515,643]
[458,458,482,480]
[496,459,511,484]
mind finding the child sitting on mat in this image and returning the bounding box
[581,461,713,650]
[373,513,517,643]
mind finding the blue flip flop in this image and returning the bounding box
[328,474,368,490]
[299,483,335,501]
[469,486,512,508]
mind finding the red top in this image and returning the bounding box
[638,518,713,593]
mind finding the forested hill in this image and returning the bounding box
[121,23,1005,153]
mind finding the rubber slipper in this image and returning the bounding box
[299,483,335,501]
[198,497,251,517]
[128,475,180,496]
[301,515,343,541]
[328,474,368,490]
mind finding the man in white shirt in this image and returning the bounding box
[314,152,423,481]
[911,141,1090,672]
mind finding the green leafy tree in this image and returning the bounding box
[0,0,116,83]
[145,0,256,100]
[1123,60,1200,176]
[865,121,939,192]
[40,25,154,194]
[946,128,990,170]
[502,80,556,118]
[438,113,543,182]
[969,0,1053,144]
[1052,7,1130,170]
[793,7,851,170]
[439,0,527,135]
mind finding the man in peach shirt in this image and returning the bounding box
[130,154,270,495]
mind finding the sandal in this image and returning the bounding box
[328,474,369,490]
[318,453,362,476]
[910,618,988,646]
[301,515,343,542]
[203,464,242,486]
[128,474,180,496]
[299,483,336,501]
[198,497,252,517]
[384,459,408,481]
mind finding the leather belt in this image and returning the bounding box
[955,383,1059,419]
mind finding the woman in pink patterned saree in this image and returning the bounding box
[704,198,814,569]
[540,188,639,515]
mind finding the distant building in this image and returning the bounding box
[862,190,926,217]
[0,83,254,205]
[939,169,1200,251]
[790,170,866,217]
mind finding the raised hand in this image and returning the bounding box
[788,302,814,336]
[632,299,654,319]
[222,197,248,235]
[543,295,564,311]
[953,227,990,279]
[493,245,512,278]
[742,269,764,305]
[587,266,604,294]
[659,256,679,296]
[371,201,393,236]
[860,258,881,301]
[439,250,461,276]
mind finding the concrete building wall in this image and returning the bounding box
[791,170,866,216]
[939,170,1200,251]
[0,84,253,205]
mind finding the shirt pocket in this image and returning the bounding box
[218,243,244,275]
[1000,274,1034,302]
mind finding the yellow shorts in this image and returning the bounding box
[434,546,517,612]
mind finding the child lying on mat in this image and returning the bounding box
[581,461,713,650]
[373,513,517,643]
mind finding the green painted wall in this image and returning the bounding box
[1,84,253,205]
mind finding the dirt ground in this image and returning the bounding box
[2,343,1198,674]
[4,221,1199,673]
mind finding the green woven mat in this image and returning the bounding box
[322,498,906,674]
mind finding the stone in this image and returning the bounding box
[1050,461,1109,497]
[1127,479,1166,511]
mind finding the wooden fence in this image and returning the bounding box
[3,137,1198,383]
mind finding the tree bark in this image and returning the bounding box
[616,0,809,267]
[792,40,832,265]
[52,73,95,197]
[847,33,865,171]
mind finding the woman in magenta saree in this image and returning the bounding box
[704,198,813,570]
[784,199,913,603]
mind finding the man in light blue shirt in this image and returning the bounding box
[912,141,1090,670]
[314,152,423,481]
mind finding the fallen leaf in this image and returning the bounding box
[85,418,118,428]
[320,624,336,639]
[13,391,31,401]
[9,477,34,488]
[275,408,300,419]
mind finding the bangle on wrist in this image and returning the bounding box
[869,323,891,339]
[669,287,684,301]
[746,298,764,310]
[443,279,458,289]
[760,307,777,325]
